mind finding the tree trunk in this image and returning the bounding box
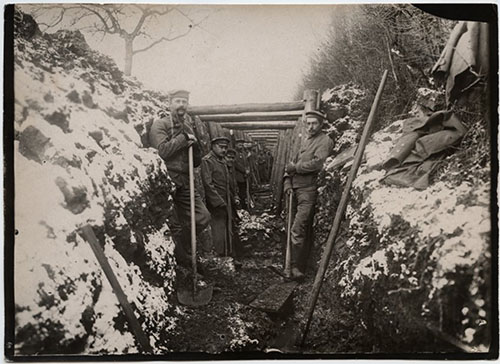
[124,38,133,76]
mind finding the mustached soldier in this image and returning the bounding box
[149,89,211,267]
[283,110,334,280]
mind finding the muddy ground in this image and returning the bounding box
[160,188,373,355]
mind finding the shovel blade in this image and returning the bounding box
[177,285,214,307]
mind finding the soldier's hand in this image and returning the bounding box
[185,133,197,147]
[285,163,296,174]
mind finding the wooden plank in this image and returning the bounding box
[220,121,295,129]
[327,146,356,170]
[80,225,153,353]
[189,101,304,115]
[250,281,299,314]
[199,112,303,122]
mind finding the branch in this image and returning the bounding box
[79,5,117,34]
[132,12,206,55]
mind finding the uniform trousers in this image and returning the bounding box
[289,186,317,273]
[169,184,211,266]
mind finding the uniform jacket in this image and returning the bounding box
[201,151,233,210]
[234,151,248,183]
[149,113,201,187]
[284,131,334,190]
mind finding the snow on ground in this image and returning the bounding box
[14,12,177,354]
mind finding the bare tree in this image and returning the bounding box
[30,4,208,76]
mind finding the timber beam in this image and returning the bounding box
[189,101,304,115]
[220,121,296,130]
[199,111,303,122]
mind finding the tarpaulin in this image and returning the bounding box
[431,21,489,104]
[382,111,466,189]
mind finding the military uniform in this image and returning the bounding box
[283,128,333,274]
[149,111,211,266]
[234,148,249,209]
[201,150,235,255]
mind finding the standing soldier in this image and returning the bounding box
[283,110,334,281]
[234,140,249,210]
[257,147,268,183]
[201,137,234,256]
[149,89,211,268]
[225,148,243,256]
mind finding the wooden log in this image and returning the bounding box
[327,146,356,170]
[199,112,302,122]
[220,121,296,130]
[189,101,305,115]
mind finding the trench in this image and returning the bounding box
[159,181,367,354]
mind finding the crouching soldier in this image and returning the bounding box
[283,110,334,281]
[201,137,235,256]
[149,89,211,268]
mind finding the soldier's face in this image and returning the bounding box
[306,117,322,136]
[226,155,235,166]
[170,97,189,116]
[213,143,228,158]
[236,144,243,152]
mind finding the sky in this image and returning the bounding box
[23,4,335,106]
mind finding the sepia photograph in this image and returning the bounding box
[4,2,498,360]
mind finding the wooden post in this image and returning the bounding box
[303,89,320,114]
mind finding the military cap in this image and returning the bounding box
[226,148,237,156]
[168,89,190,100]
[211,136,230,145]
[305,110,327,120]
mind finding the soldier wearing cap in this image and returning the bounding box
[201,137,236,256]
[234,139,250,209]
[283,110,334,280]
[149,89,211,267]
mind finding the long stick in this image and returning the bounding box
[300,70,388,346]
[80,225,152,353]
[284,191,293,277]
[188,146,197,298]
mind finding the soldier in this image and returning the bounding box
[283,110,334,281]
[257,147,268,183]
[225,148,244,256]
[149,89,211,268]
[234,140,250,209]
[201,137,235,256]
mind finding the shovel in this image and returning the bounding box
[177,145,213,307]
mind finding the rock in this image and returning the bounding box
[81,91,97,109]
[54,177,89,214]
[66,90,81,104]
[18,125,52,164]
[45,111,71,133]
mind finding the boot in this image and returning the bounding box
[291,267,305,282]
